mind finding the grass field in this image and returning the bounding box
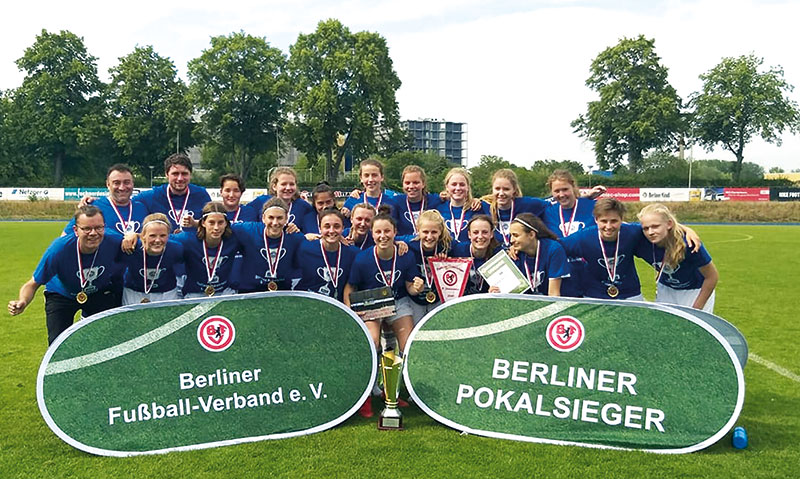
[2,222,799,478]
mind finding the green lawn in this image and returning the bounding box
[2,222,798,478]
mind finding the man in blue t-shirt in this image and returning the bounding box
[8,206,124,344]
[134,153,212,232]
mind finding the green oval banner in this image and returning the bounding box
[37,292,376,456]
[404,295,745,453]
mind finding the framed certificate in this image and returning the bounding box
[477,250,530,294]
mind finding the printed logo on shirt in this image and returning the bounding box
[139,267,166,282]
[546,316,584,352]
[76,266,105,294]
[374,269,402,286]
[260,247,286,264]
[598,254,625,272]
[116,220,141,234]
[404,210,421,226]
[316,267,343,283]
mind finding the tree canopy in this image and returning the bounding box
[286,19,402,181]
[188,32,289,181]
[11,29,108,185]
[691,54,800,182]
[109,45,193,172]
[572,35,683,172]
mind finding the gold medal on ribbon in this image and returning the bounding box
[76,291,88,304]
[426,290,436,303]
[267,281,278,291]
[141,297,150,304]
[204,285,215,296]
[607,285,619,298]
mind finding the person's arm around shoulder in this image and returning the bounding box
[8,278,41,316]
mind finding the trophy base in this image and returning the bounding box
[377,408,404,430]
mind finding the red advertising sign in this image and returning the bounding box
[723,188,770,202]
[599,188,640,202]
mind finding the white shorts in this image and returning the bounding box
[122,287,180,306]
[656,283,715,313]
[183,287,237,300]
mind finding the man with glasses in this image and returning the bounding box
[8,206,124,344]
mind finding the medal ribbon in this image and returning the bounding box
[109,199,133,233]
[75,238,99,292]
[499,201,514,246]
[406,196,425,235]
[559,199,579,237]
[598,229,620,286]
[320,241,342,289]
[202,239,224,285]
[419,241,438,289]
[166,188,190,228]
[364,192,383,209]
[449,204,467,239]
[523,242,542,293]
[142,245,165,295]
[470,245,486,290]
[652,243,668,284]
[263,230,284,278]
[373,245,397,287]
[232,206,241,223]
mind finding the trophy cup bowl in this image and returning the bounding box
[378,351,404,430]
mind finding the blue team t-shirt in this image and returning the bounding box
[393,193,443,237]
[173,232,241,295]
[637,238,713,290]
[343,192,398,217]
[120,240,184,293]
[542,198,597,298]
[492,196,551,248]
[436,201,491,244]
[513,238,570,295]
[342,228,375,250]
[133,184,211,231]
[229,223,303,291]
[296,240,359,301]
[246,195,315,231]
[63,196,149,235]
[450,242,504,295]
[347,246,419,299]
[33,233,124,299]
[406,239,451,304]
[559,223,646,299]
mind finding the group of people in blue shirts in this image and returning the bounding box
[8,156,719,389]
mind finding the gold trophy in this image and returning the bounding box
[378,350,404,430]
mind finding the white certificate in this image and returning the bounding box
[477,250,530,294]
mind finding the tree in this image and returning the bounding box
[769,166,785,173]
[108,46,193,172]
[691,54,800,182]
[382,151,452,191]
[13,29,108,185]
[188,32,288,181]
[468,155,515,196]
[572,35,683,172]
[287,19,402,181]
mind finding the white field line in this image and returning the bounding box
[45,301,220,375]
[749,353,800,384]
[707,233,754,245]
[414,302,575,341]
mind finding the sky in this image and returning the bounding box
[2,0,799,173]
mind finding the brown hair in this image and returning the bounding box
[196,202,232,240]
[546,169,580,196]
[593,197,626,219]
[220,173,245,192]
[107,163,133,178]
[401,164,429,197]
[74,205,104,223]
[358,158,385,177]
[164,153,192,174]
[467,214,501,256]
[512,213,559,240]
